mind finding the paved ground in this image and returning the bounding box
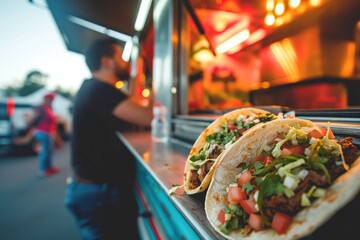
[0,142,81,240]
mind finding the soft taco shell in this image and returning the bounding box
[205,118,360,239]
[184,108,272,195]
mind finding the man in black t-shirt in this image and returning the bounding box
[65,39,153,240]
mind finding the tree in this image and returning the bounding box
[54,85,74,100]
[17,70,48,96]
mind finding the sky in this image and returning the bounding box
[0,0,91,94]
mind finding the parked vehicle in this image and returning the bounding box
[0,101,69,155]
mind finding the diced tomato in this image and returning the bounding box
[254,154,266,162]
[238,128,245,134]
[275,135,291,149]
[272,212,291,234]
[275,134,285,143]
[228,186,247,204]
[318,126,335,139]
[307,129,323,139]
[250,155,274,172]
[228,121,237,133]
[250,155,265,173]
[217,209,226,225]
[237,171,252,186]
[239,199,258,214]
[249,214,264,231]
[263,155,274,166]
[281,145,305,156]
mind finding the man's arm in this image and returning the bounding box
[112,97,153,127]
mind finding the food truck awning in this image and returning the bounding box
[45,0,146,54]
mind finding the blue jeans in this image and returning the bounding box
[34,131,53,171]
[65,178,139,240]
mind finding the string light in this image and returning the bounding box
[265,14,276,26]
[275,1,285,16]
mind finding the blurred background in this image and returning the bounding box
[1,0,360,239]
[0,1,87,239]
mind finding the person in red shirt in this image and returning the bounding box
[31,92,59,177]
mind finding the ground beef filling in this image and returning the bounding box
[188,161,215,189]
[326,137,358,180]
[262,138,358,220]
[188,145,221,189]
[263,170,329,219]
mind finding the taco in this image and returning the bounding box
[180,108,277,195]
[205,118,359,239]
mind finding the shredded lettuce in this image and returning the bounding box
[189,158,215,170]
[278,159,306,178]
[290,124,309,142]
[322,122,349,171]
[168,184,185,196]
[301,193,311,207]
[272,131,296,158]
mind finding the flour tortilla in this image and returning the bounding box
[205,118,360,239]
[184,108,273,195]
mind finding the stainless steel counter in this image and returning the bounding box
[117,131,225,240]
[118,129,360,240]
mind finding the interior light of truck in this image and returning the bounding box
[265,14,276,26]
[266,0,275,11]
[134,0,153,31]
[289,0,301,8]
[247,29,267,45]
[275,1,285,15]
[171,87,177,94]
[142,89,150,98]
[215,29,250,54]
[193,49,215,63]
[270,40,299,81]
[107,30,132,42]
[154,0,166,21]
[68,16,131,42]
[310,0,322,6]
[115,81,124,89]
[122,39,133,62]
[68,16,106,34]
[261,81,271,89]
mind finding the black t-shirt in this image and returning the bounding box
[71,78,135,186]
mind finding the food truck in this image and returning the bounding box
[42,0,360,239]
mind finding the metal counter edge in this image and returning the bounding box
[116,131,216,240]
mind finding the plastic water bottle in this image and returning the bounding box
[151,103,168,143]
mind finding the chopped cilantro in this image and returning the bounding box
[243,180,255,194]
[253,159,281,176]
[236,162,247,169]
[258,113,277,123]
[226,204,243,217]
[244,122,256,130]
[254,161,264,170]
[298,137,310,144]
[263,175,285,196]
[236,119,243,129]
[228,217,239,230]
[222,132,235,145]
[256,174,284,226]
[220,222,229,234]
